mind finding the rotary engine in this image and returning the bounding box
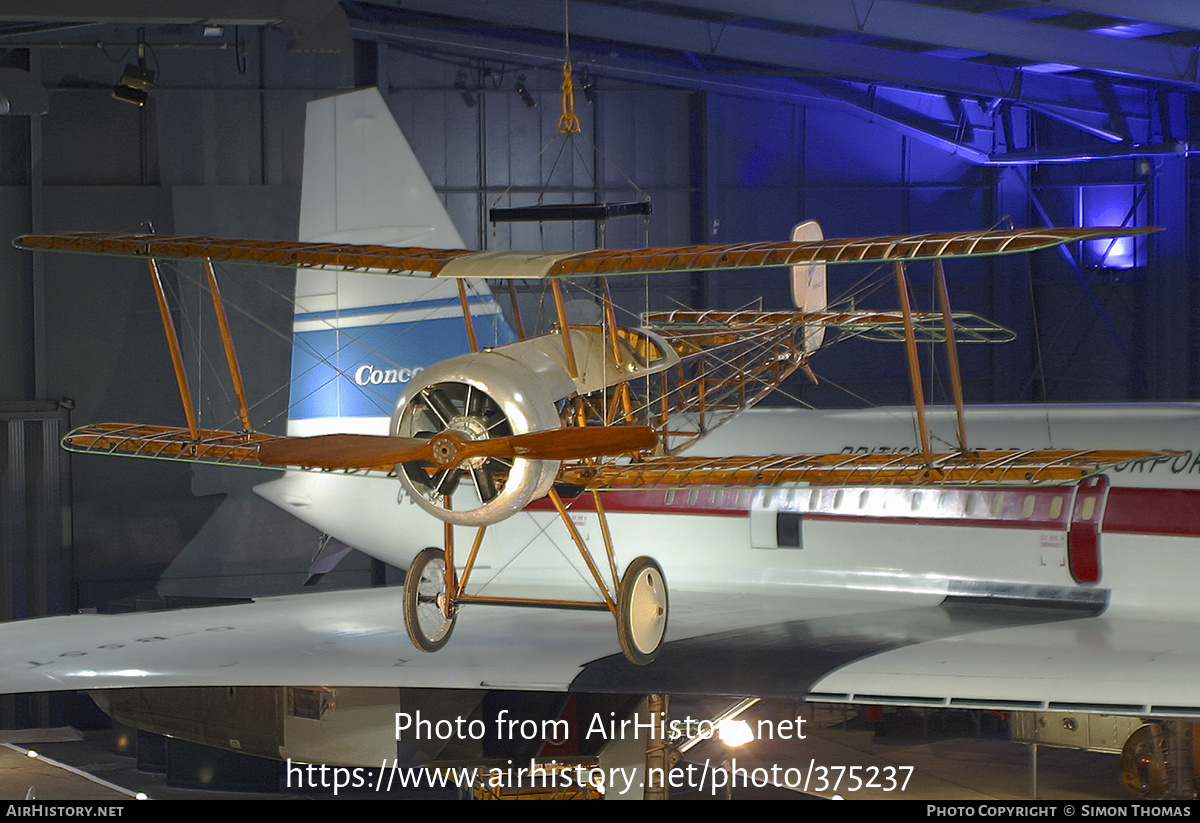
[391,343,578,526]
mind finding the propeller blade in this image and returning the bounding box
[258,433,433,470]
[258,426,658,471]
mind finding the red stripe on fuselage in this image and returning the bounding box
[527,484,1200,538]
[1103,487,1200,537]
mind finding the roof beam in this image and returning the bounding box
[0,1,350,52]
[1037,0,1200,30]
[647,0,1198,86]
[798,79,990,164]
[360,5,1177,163]
[384,0,1171,105]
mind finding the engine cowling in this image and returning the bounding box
[390,344,576,526]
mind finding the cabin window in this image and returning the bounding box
[911,492,923,512]
[990,494,1004,517]
[938,492,951,512]
[833,490,845,509]
[686,489,699,507]
[664,489,676,506]
[1049,496,1063,519]
[777,512,803,548]
[965,493,978,516]
[1081,497,1096,521]
[858,490,870,510]
[1022,495,1035,518]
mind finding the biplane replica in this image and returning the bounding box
[14,221,1164,666]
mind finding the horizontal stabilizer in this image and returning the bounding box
[643,309,1015,344]
[833,311,1015,344]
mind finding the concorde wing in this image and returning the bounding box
[14,226,1157,279]
[2,587,1199,722]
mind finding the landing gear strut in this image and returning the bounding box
[399,492,669,666]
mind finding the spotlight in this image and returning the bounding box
[455,69,477,108]
[515,75,536,109]
[113,40,154,107]
[717,719,754,748]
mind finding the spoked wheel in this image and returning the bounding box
[403,547,456,652]
[616,556,668,666]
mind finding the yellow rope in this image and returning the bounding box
[558,61,581,134]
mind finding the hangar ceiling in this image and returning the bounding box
[355,0,1200,92]
[335,0,1198,164]
[0,1,1195,163]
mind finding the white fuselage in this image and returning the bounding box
[254,402,1200,625]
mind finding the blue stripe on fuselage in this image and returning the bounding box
[288,312,516,420]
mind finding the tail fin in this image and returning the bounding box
[287,88,514,436]
[790,219,827,351]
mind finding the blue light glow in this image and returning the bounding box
[1080,185,1141,269]
[1090,22,1171,39]
[1021,63,1079,75]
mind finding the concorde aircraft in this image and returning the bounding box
[2,89,1196,766]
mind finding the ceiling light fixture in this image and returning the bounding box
[112,33,154,106]
[515,75,536,109]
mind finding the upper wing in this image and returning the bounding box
[14,226,1157,279]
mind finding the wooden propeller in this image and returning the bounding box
[257,425,657,472]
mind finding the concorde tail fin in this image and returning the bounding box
[287,87,514,437]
